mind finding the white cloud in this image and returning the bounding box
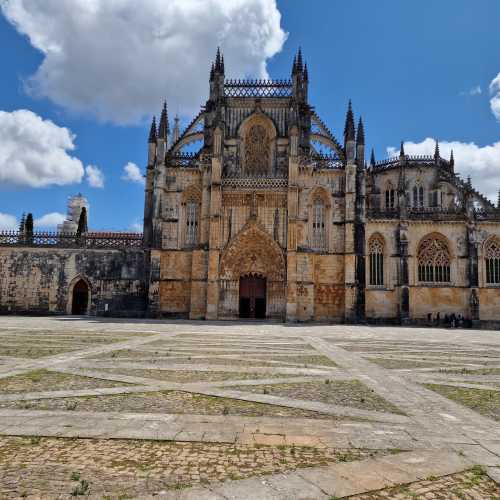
[0,213,18,231]
[34,212,66,228]
[387,138,500,202]
[0,109,84,187]
[129,220,143,232]
[1,0,287,124]
[460,85,481,96]
[85,165,104,188]
[490,73,500,121]
[122,162,144,185]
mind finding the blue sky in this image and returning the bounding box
[1,0,499,231]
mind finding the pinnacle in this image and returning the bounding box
[344,100,355,142]
[158,101,169,139]
[370,148,376,166]
[148,116,157,143]
[356,117,365,146]
[434,140,440,159]
[400,141,405,157]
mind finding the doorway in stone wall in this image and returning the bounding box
[71,279,90,315]
[239,274,266,319]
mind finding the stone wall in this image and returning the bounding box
[0,247,147,317]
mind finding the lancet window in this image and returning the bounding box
[485,239,500,284]
[369,236,384,286]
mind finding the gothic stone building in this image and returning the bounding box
[2,49,500,326]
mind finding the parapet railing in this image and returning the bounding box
[0,231,144,249]
[224,79,293,98]
[367,206,468,220]
[310,154,344,170]
[168,152,200,168]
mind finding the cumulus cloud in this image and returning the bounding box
[387,138,500,202]
[1,0,287,124]
[85,165,104,188]
[0,109,84,187]
[490,73,500,121]
[34,212,66,228]
[122,162,144,185]
[0,213,18,231]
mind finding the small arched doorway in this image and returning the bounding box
[71,279,90,315]
[239,274,266,319]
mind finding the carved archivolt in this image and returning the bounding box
[220,221,285,281]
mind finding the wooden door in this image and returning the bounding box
[239,275,266,319]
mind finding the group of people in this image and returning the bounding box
[427,312,473,328]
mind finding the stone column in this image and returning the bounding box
[206,127,223,320]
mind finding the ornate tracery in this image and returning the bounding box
[417,236,451,283]
[368,235,384,286]
[485,238,500,284]
[245,124,270,176]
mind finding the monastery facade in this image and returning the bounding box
[1,49,500,326]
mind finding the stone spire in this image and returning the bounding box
[158,101,169,140]
[356,117,365,146]
[148,116,157,144]
[303,62,308,81]
[434,140,440,160]
[210,62,215,81]
[173,114,180,144]
[449,149,454,167]
[344,100,356,143]
[399,141,405,158]
[296,47,303,72]
[370,148,376,167]
[291,54,297,75]
[497,190,500,209]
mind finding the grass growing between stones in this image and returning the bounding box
[98,368,305,383]
[366,358,445,369]
[228,380,404,415]
[0,390,342,419]
[424,383,500,421]
[0,369,133,395]
[0,436,393,499]
[347,467,500,499]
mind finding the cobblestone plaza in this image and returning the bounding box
[0,316,498,498]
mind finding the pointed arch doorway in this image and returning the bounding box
[71,279,90,315]
[239,274,266,319]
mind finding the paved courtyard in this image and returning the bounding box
[0,317,499,499]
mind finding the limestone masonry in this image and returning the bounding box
[1,49,500,326]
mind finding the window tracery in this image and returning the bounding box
[369,236,384,286]
[413,185,424,208]
[417,236,451,283]
[485,239,500,284]
[185,200,199,246]
[312,198,326,250]
[245,124,270,176]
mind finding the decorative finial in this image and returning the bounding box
[449,149,454,167]
[215,47,221,70]
[221,54,225,74]
[291,55,297,75]
[297,47,303,72]
[303,62,308,81]
[210,63,215,81]
[148,116,157,144]
[434,140,440,159]
[344,100,355,142]
[356,117,365,146]
[400,141,405,157]
[158,101,169,139]
[370,148,376,167]
[173,114,180,143]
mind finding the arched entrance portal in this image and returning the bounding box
[239,274,267,319]
[71,279,90,315]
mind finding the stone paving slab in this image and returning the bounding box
[155,450,474,499]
